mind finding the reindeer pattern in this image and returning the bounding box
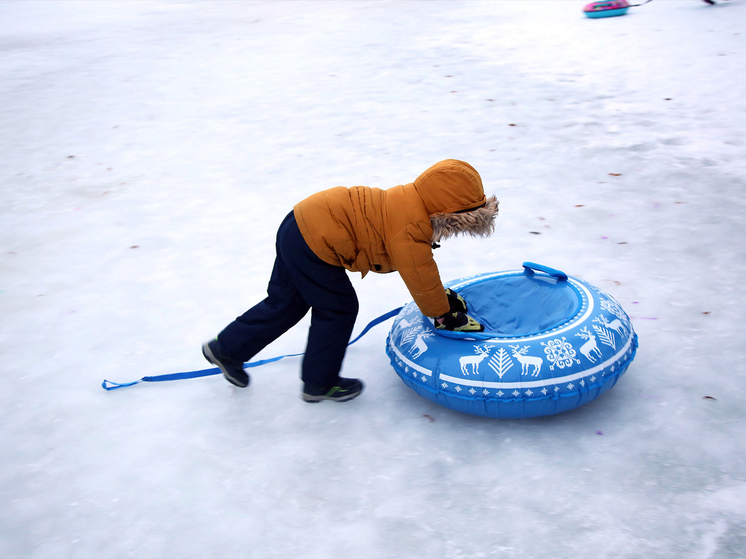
[509,345,543,377]
[392,293,632,380]
[459,345,491,375]
[408,331,434,359]
[575,327,602,363]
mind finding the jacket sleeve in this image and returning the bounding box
[388,223,450,317]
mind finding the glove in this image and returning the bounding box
[445,288,468,313]
[435,311,485,332]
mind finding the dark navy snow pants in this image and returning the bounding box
[217,212,359,389]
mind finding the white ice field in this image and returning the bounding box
[1,1,745,557]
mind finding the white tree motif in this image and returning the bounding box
[591,318,616,350]
[593,326,615,350]
[541,337,580,370]
[399,326,420,346]
[488,348,514,379]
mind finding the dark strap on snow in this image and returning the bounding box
[101,307,403,391]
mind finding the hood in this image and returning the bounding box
[411,159,498,242]
[412,159,487,215]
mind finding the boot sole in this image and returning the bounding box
[301,387,364,403]
[202,342,249,388]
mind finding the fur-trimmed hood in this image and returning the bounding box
[430,195,499,243]
[410,159,499,242]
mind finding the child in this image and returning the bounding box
[203,159,498,403]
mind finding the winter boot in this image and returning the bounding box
[202,339,250,388]
[302,378,364,403]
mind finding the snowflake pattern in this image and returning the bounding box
[600,298,625,321]
[541,337,581,370]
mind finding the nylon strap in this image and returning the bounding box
[102,307,403,391]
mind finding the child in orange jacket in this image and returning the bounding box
[203,160,498,402]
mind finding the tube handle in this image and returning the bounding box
[522,262,568,281]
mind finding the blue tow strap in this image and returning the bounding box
[101,306,404,391]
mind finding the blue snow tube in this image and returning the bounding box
[583,0,630,18]
[386,263,638,418]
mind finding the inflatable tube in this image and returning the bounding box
[386,263,638,418]
[583,0,630,18]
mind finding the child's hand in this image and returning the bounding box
[435,312,485,332]
[445,288,468,313]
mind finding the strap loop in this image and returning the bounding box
[102,307,403,391]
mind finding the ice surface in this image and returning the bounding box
[1,1,745,557]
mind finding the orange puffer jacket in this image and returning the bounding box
[293,159,486,318]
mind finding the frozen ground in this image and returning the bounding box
[1,1,745,557]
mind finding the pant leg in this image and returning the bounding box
[217,213,310,362]
[275,215,359,388]
[217,211,358,387]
